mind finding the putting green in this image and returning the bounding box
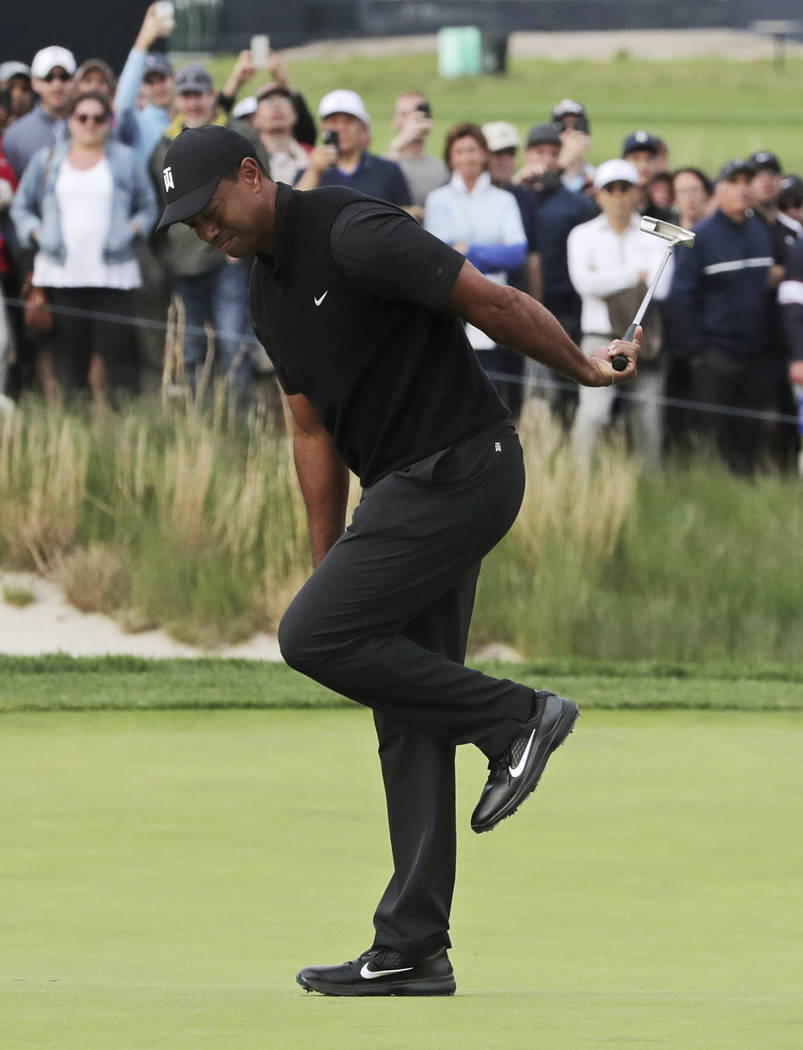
[2,708,801,1049]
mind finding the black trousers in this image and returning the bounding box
[279,422,536,959]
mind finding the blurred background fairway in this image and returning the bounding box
[207,49,803,174]
[2,694,802,1049]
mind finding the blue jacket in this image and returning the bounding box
[667,209,774,358]
[533,181,597,312]
[11,139,158,266]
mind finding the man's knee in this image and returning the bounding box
[277,604,316,671]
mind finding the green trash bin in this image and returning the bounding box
[172,0,221,53]
[438,26,483,79]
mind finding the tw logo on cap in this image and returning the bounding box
[163,166,175,192]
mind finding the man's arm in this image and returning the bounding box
[446,258,640,386]
[286,393,350,567]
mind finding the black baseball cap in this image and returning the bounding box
[156,125,258,230]
[749,150,782,174]
[622,130,660,157]
[527,122,561,148]
[716,157,756,183]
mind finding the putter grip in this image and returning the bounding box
[612,322,638,371]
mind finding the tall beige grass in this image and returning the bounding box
[0,410,89,571]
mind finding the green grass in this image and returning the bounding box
[208,51,803,174]
[2,705,801,1049]
[0,654,800,714]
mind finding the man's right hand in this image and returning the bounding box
[135,3,172,52]
[309,144,338,174]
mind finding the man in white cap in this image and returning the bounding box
[3,46,76,177]
[568,158,673,465]
[296,89,411,207]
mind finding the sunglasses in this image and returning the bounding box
[44,71,72,83]
[75,112,107,125]
[601,181,635,194]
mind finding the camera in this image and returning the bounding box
[321,129,339,150]
[415,101,431,118]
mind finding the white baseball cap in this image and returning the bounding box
[31,45,76,80]
[318,88,370,126]
[594,158,639,190]
[0,61,32,83]
[232,96,258,119]
[482,121,521,153]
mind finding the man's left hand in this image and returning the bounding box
[587,328,642,387]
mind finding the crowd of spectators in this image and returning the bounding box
[1,7,801,473]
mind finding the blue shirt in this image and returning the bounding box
[114,48,172,166]
[2,104,69,178]
[314,151,411,207]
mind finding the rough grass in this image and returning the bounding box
[0,655,799,714]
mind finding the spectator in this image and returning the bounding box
[425,122,527,415]
[295,90,411,207]
[749,150,800,469]
[3,46,76,177]
[0,62,35,123]
[74,59,116,102]
[779,236,803,399]
[646,171,673,215]
[666,158,777,474]
[385,91,448,217]
[252,83,309,186]
[0,89,11,135]
[671,167,713,231]
[550,98,594,193]
[664,166,714,456]
[11,91,157,405]
[514,121,597,420]
[115,5,176,164]
[251,51,316,148]
[568,159,672,465]
[778,174,803,229]
[483,121,540,296]
[0,144,20,395]
[149,63,269,401]
[622,130,673,221]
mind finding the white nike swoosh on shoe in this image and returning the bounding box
[508,728,538,778]
[360,963,414,980]
[314,291,328,306]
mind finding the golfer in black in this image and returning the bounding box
[157,127,641,997]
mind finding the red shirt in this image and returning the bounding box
[0,148,19,274]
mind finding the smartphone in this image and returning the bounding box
[321,129,339,150]
[154,1,175,33]
[415,101,431,118]
[250,34,270,69]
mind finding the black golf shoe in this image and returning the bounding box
[471,691,579,833]
[296,946,456,997]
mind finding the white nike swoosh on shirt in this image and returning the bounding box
[360,963,414,980]
[508,728,538,778]
[314,291,328,306]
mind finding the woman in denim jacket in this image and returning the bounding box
[11,91,157,404]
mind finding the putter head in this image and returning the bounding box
[640,215,696,247]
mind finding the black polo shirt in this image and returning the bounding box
[250,184,507,486]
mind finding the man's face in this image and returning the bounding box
[624,149,657,186]
[183,165,263,258]
[392,93,429,138]
[8,74,34,117]
[176,90,216,128]
[525,142,560,172]
[596,180,640,223]
[716,174,753,220]
[751,168,781,207]
[254,93,295,136]
[77,69,112,100]
[321,112,363,155]
[487,147,517,186]
[32,67,73,116]
[144,72,174,109]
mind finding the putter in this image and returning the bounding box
[611,216,695,371]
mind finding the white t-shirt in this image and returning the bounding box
[34,156,141,289]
